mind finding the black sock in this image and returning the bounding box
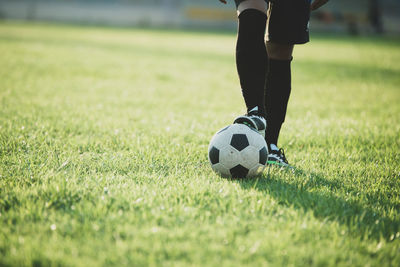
[236,9,268,118]
[265,58,292,146]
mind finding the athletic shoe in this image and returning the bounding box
[267,147,289,167]
[233,107,266,137]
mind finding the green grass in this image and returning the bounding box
[0,21,399,266]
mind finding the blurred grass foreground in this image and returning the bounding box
[0,20,400,266]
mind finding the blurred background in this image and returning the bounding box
[0,0,399,35]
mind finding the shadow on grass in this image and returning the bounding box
[236,167,399,241]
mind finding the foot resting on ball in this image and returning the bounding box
[233,106,266,137]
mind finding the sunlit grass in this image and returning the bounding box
[0,22,399,266]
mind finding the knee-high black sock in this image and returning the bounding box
[236,9,268,118]
[265,58,292,146]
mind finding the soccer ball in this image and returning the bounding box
[208,124,268,178]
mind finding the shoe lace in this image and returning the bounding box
[250,114,265,119]
[278,148,288,164]
[248,110,258,116]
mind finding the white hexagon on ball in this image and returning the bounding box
[219,145,241,169]
[239,146,259,170]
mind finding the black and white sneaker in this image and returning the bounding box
[233,107,266,137]
[267,145,289,167]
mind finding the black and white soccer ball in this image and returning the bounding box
[208,124,268,178]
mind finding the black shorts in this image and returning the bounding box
[234,0,311,44]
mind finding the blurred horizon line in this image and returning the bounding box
[0,0,399,35]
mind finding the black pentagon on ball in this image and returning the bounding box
[230,164,249,178]
[259,147,268,165]
[209,146,220,165]
[230,134,249,151]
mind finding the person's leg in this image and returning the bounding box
[264,42,293,148]
[263,0,311,166]
[235,0,268,117]
[266,42,293,60]
[236,0,266,15]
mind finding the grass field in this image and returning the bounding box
[0,21,399,266]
